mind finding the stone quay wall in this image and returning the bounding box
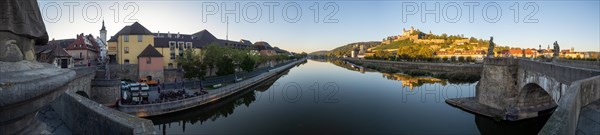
[344,58,483,74]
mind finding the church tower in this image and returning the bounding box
[100,20,107,43]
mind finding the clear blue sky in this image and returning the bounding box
[39,0,599,53]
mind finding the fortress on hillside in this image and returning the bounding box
[382,27,445,45]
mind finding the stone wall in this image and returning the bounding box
[519,59,600,85]
[162,60,292,83]
[109,64,138,81]
[344,58,483,74]
[51,91,155,134]
[553,59,600,70]
[68,67,96,96]
[91,79,120,104]
[139,70,164,83]
[164,69,183,82]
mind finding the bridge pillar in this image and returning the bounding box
[476,58,519,111]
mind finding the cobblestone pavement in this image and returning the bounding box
[37,105,72,135]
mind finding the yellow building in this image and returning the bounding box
[152,30,219,69]
[109,22,258,69]
[107,22,154,64]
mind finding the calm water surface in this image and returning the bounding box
[150,59,550,134]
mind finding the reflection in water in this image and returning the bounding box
[326,59,368,73]
[475,114,551,135]
[323,58,551,134]
[381,73,447,90]
[151,59,551,134]
[327,59,451,90]
[149,71,289,135]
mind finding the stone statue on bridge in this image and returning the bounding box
[487,36,495,58]
[553,41,560,59]
[0,0,49,62]
[0,0,75,134]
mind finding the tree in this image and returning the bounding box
[241,55,256,72]
[458,56,465,62]
[466,56,474,62]
[216,56,235,76]
[203,43,225,76]
[177,49,206,80]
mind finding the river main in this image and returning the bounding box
[149,59,550,134]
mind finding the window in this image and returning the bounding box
[170,41,176,60]
[178,42,184,57]
[138,35,142,42]
[186,42,192,49]
[124,59,130,64]
[124,35,129,42]
[79,52,82,58]
[146,58,151,64]
[169,41,176,50]
[124,47,129,54]
[168,63,173,69]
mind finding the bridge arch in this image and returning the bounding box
[514,83,558,118]
[75,91,90,98]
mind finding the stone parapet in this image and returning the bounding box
[540,76,600,135]
[52,91,155,134]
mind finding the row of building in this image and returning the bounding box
[106,22,291,69]
[35,34,106,68]
[351,46,591,62]
[34,21,292,82]
[349,27,595,62]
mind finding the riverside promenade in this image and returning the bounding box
[118,58,306,117]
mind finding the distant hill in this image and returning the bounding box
[328,41,381,57]
[308,50,329,56]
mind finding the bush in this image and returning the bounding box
[434,72,481,83]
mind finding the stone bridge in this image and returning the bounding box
[446,58,600,134]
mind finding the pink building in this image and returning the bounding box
[65,34,100,66]
[138,45,164,82]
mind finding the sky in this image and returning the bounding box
[39,0,600,53]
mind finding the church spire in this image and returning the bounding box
[100,20,106,31]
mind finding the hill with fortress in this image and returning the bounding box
[322,27,598,62]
